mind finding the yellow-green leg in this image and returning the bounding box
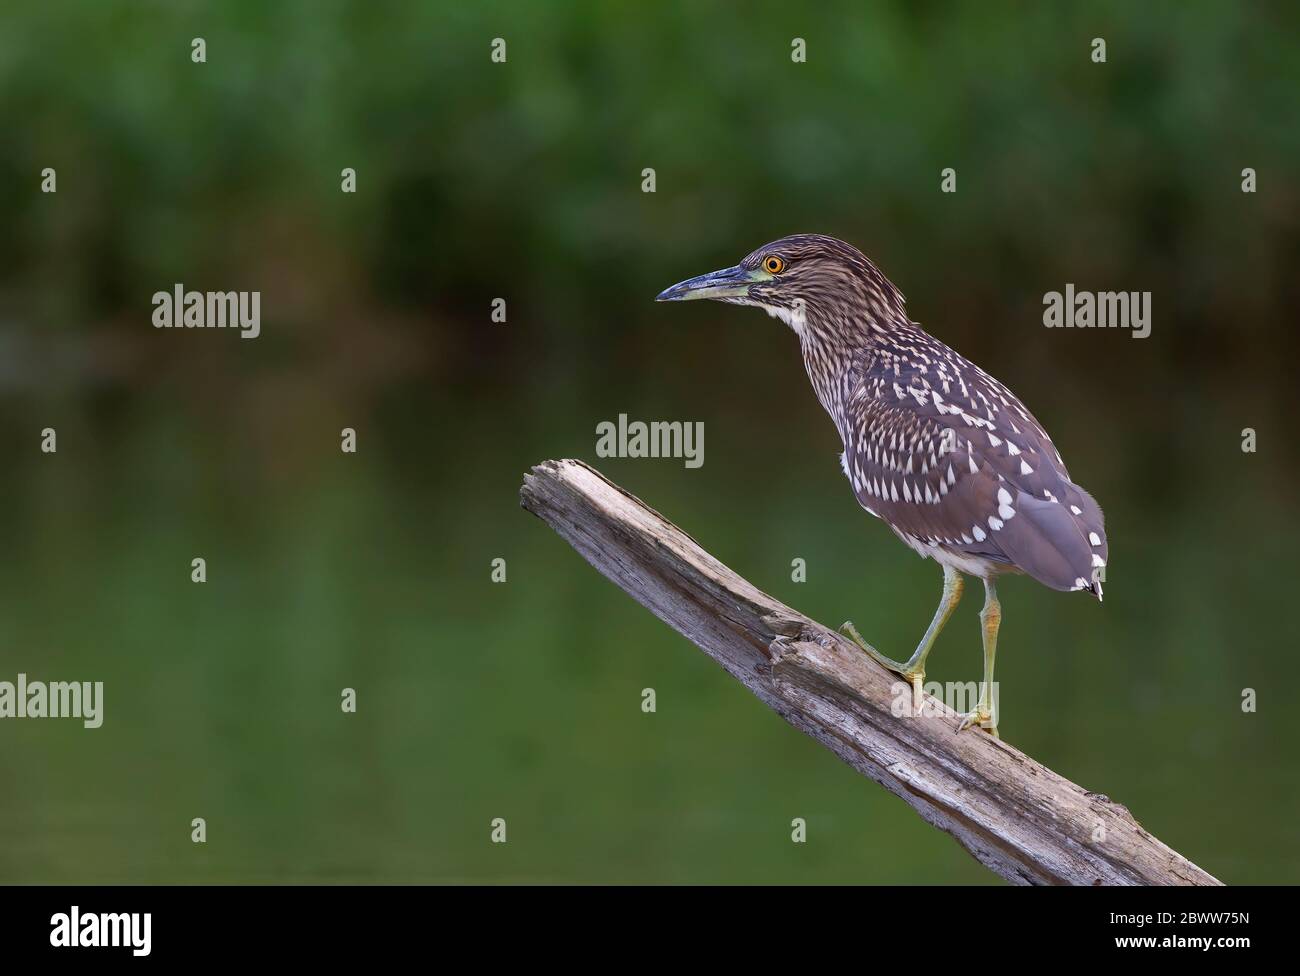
[841,565,964,707]
[957,578,1001,738]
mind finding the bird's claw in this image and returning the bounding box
[955,707,999,738]
[839,621,908,673]
[838,620,871,652]
[839,622,928,711]
[907,672,925,713]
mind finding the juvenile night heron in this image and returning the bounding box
[656,234,1107,737]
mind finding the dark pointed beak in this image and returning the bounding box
[655,264,758,302]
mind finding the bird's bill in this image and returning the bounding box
[655,265,763,302]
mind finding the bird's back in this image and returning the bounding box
[828,323,1107,596]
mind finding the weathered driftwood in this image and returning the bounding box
[520,458,1221,886]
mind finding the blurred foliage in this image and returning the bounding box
[0,1,1297,883]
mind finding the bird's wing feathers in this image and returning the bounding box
[841,339,1107,593]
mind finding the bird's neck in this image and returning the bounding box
[799,332,858,425]
[798,299,911,435]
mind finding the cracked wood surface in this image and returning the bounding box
[520,458,1221,886]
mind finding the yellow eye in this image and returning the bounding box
[763,255,785,274]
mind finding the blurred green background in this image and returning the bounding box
[1,1,1297,884]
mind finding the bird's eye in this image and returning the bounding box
[763,255,785,274]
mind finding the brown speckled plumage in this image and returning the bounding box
[659,234,1107,597]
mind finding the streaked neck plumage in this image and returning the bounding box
[788,270,911,435]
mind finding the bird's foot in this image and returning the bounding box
[955,706,999,739]
[838,621,911,672]
[839,620,875,653]
[839,621,926,709]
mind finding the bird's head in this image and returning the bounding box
[655,233,907,336]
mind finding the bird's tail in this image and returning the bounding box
[994,484,1107,597]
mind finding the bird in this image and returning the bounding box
[656,234,1107,738]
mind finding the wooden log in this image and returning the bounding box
[520,458,1221,886]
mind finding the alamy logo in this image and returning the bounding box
[151,283,261,338]
[595,414,704,468]
[1043,284,1151,338]
[0,673,103,728]
[50,906,151,956]
[890,680,999,728]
